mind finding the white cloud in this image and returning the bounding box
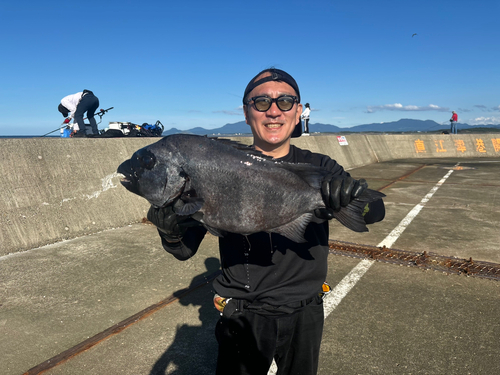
[493,105,500,112]
[366,103,449,113]
[213,109,243,116]
[468,116,500,125]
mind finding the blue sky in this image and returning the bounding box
[1,0,499,136]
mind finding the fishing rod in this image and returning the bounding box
[94,107,114,124]
[40,107,114,137]
[40,123,70,137]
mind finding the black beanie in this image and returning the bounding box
[243,68,300,104]
[58,103,69,117]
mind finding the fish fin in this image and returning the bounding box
[333,200,369,232]
[355,189,386,202]
[211,137,252,149]
[211,138,271,159]
[204,224,226,238]
[216,138,329,190]
[333,189,386,232]
[269,213,313,243]
[274,163,330,190]
[176,197,204,215]
[191,212,204,222]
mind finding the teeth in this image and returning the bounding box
[265,124,282,128]
[117,173,130,182]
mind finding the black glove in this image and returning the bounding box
[147,200,201,242]
[314,176,368,220]
[321,175,368,212]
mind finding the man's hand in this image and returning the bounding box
[147,200,201,242]
[321,175,368,212]
[63,118,71,124]
[315,176,367,220]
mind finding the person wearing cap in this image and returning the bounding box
[147,68,385,375]
[450,111,458,134]
[58,90,100,137]
[301,103,311,135]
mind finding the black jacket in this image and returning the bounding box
[159,145,381,306]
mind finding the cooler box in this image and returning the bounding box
[108,122,132,135]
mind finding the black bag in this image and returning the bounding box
[99,129,125,138]
[136,121,164,137]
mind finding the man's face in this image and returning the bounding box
[243,79,302,157]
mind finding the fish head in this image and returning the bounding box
[117,143,186,207]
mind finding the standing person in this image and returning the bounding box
[450,111,458,134]
[301,102,311,135]
[147,68,385,375]
[58,90,100,137]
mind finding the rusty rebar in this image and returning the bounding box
[328,240,500,281]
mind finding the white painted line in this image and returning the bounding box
[377,168,455,249]
[269,167,457,375]
[323,167,457,319]
[323,258,374,313]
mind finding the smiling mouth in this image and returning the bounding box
[264,123,283,129]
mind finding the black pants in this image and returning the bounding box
[74,92,99,134]
[215,296,324,375]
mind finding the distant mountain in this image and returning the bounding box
[306,123,342,133]
[308,119,500,133]
[163,121,250,136]
[162,118,500,136]
[347,119,443,132]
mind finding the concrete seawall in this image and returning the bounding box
[2,133,499,256]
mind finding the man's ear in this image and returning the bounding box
[296,103,303,124]
[243,105,249,124]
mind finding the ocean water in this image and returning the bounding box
[0,135,60,138]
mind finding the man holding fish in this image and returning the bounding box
[141,68,385,375]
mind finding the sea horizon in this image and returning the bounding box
[0,135,61,138]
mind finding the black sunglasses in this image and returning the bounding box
[246,95,298,112]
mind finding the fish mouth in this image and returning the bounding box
[116,164,139,193]
[118,174,136,192]
[118,173,132,186]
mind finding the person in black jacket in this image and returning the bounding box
[147,68,385,375]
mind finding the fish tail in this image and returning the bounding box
[332,189,385,232]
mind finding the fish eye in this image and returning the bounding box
[137,150,156,170]
[140,155,155,169]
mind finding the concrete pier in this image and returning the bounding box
[1,134,499,375]
[2,134,499,256]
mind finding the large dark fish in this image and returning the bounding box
[117,134,384,243]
